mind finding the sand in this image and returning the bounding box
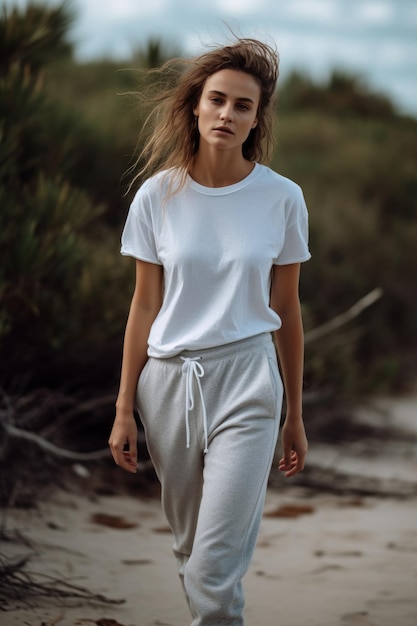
[1,485,416,626]
[2,393,417,626]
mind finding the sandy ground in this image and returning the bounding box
[2,393,417,626]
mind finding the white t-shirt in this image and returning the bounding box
[121,163,311,357]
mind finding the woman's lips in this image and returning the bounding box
[213,126,234,134]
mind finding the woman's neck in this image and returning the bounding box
[190,149,254,188]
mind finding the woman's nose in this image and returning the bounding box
[219,104,233,121]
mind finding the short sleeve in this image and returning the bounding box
[120,188,162,265]
[274,188,311,265]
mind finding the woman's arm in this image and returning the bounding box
[108,259,163,473]
[270,262,308,477]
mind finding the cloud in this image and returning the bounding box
[2,0,416,115]
[81,0,168,20]
[285,0,340,24]
[354,0,393,24]
[215,0,266,15]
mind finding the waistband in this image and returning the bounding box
[151,333,274,454]
[160,333,274,365]
[150,333,273,454]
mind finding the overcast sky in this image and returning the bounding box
[4,0,417,115]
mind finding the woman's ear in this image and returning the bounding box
[251,118,258,129]
[193,104,199,116]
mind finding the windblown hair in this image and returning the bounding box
[128,37,279,193]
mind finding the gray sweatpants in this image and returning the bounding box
[137,333,283,626]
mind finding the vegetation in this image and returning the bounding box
[274,76,417,394]
[1,1,417,405]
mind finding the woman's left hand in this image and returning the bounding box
[278,415,308,478]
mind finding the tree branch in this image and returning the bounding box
[304,287,383,345]
[2,423,110,461]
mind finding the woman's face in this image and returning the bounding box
[193,69,260,155]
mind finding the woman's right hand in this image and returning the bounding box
[108,412,138,473]
[110,260,163,474]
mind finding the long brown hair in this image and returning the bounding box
[128,37,279,194]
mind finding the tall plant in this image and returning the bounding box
[0,3,103,356]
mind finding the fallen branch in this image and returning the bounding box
[304,287,383,345]
[0,553,124,609]
[1,424,110,461]
[41,395,117,438]
[1,421,153,471]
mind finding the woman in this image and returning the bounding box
[109,37,311,626]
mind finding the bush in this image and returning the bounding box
[2,3,417,399]
[0,2,125,361]
[273,102,417,394]
[0,175,103,350]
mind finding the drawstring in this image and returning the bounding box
[181,356,208,453]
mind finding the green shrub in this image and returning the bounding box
[0,175,104,349]
[274,106,417,394]
[2,3,417,398]
[0,2,114,358]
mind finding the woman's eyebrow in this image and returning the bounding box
[207,90,255,104]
